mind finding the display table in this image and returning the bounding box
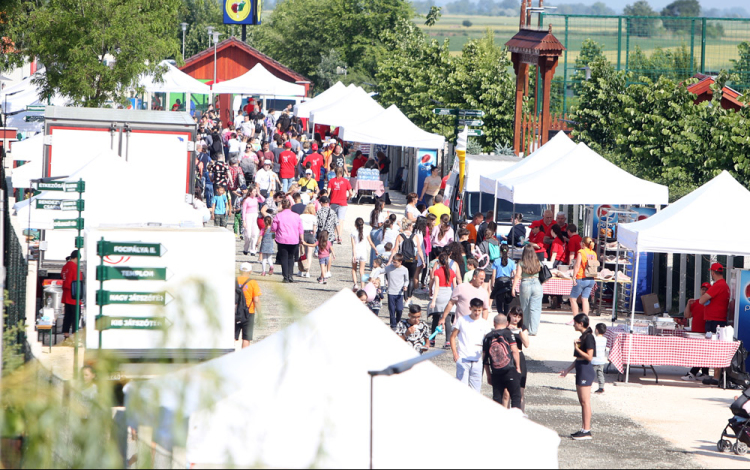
[606,330,740,381]
[513,278,596,297]
[350,178,385,202]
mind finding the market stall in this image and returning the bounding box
[140,60,211,113]
[126,290,561,468]
[616,171,750,382]
[211,63,306,97]
[309,86,384,130]
[295,81,349,119]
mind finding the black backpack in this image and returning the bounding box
[484,330,515,372]
[235,280,251,324]
[399,232,418,263]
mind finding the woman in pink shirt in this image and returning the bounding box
[271,199,304,283]
[431,214,454,258]
[241,184,265,256]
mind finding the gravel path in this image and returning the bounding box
[229,194,703,469]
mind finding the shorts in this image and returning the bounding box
[575,361,596,387]
[319,257,330,266]
[354,249,368,263]
[234,315,255,341]
[304,230,316,245]
[705,320,727,334]
[570,279,595,299]
[331,204,348,223]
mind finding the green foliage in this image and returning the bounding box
[252,0,414,87]
[494,141,515,156]
[14,0,181,107]
[466,138,483,154]
[315,49,347,90]
[462,20,473,27]
[573,39,606,95]
[179,0,247,60]
[425,6,443,27]
[628,45,695,82]
[731,42,750,89]
[624,1,660,38]
[571,58,750,201]
[661,0,701,33]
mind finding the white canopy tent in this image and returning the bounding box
[0,74,67,114]
[340,104,445,149]
[127,290,560,468]
[295,81,350,119]
[211,63,306,97]
[479,131,577,196]
[10,159,43,188]
[492,143,669,206]
[618,171,750,256]
[309,86,384,129]
[9,133,43,162]
[140,61,211,95]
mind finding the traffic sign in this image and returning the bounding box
[24,116,44,122]
[26,105,45,112]
[33,181,66,192]
[97,241,166,257]
[467,129,485,137]
[459,110,485,117]
[64,181,86,193]
[61,200,84,211]
[432,108,458,116]
[96,290,172,306]
[54,218,84,230]
[458,119,484,127]
[35,199,63,210]
[96,316,172,331]
[96,266,168,281]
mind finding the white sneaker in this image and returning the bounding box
[304,272,310,278]
[325,272,332,279]
[681,373,696,381]
[295,271,303,277]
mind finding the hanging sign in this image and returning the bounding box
[96,266,168,281]
[96,290,172,306]
[97,316,172,331]
[223,0,262,25]
[97,242,166,258]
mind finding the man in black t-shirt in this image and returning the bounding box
[483,314,523,409]
[291,193,306,215]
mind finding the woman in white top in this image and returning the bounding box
[351,217,371,290]
[405,193,420,222]
[377,216,400,252]
[297,204,318,278]
[254,160,281,197]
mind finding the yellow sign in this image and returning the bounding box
[225,0,251,23]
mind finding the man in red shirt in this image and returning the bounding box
[61,250,84,340]
[303,143,324,185]
[555,212,568,233]
[528,222,547,261]
[279,141,298,193]
[564,224,583,265]
[350,151,368,178]
[699,263,731,385]
[682,282,711,381]
[327,168,353,242]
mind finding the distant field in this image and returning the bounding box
[419,14,750,70]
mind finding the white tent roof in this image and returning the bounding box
[340,104,445,149]
[494,143,669,205]
[128,290,560,468]
[211,63,305,96]
[140,61,211,95]
[618,171,750,255]
[295,82,350,118]
[0,74,67,114]
[10,134,43,162]
[310,87,384,128]
[13,151,203,229]
[10,159,43,188]
[479,132,577,195]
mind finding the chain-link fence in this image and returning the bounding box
[539,14,750,113]
[2,148,30,371]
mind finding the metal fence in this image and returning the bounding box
[538,14,750,113]
[2,149,30,371]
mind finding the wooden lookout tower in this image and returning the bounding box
[506,0,565,155]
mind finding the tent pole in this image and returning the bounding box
[625,250,640,384]
[492,182,499,227]
[186,92,191,116]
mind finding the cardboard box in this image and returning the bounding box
[642,294,663,315]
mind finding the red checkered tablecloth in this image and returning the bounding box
[350,178,385,197]
[513,278,596,297]
[607,332,740,374]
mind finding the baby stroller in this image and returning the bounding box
[717,386,750,456]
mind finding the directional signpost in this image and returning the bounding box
[458,119,484,127]
[467,129,485,137]
[26,105,45,112]
[24,116,44,123]
[95,239,169,348]
[432,108,486,147]
[53,218,84,230]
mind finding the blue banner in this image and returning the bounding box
[223,0,261,25]
[737,270,750,369]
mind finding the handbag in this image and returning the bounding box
[539,264,552,284]
[70,280,85,300]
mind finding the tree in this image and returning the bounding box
[15,0,181,107]
[731,42,750,89]
[179,0,246,60]
[572,39,606,95]
[661,0,701,33]
[424,6,442,27]
[624,1,660,38]
[315,49,347,89]
[462,20,473,27]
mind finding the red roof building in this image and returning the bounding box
[180,37,311,123]
[686,74,745,112]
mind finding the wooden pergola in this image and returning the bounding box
[506,2,565,155]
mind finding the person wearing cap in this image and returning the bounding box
[61,250,84,340]
[698,263,731,386]
[254,159,280,198]
[681,282,711,381]
[236,263,261,348]
[279,141,299,193]
[303,143,324,186]
[298,168,319,194]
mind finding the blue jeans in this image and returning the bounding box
[281,178,294,193]
[387,294,404,329]
[456,359,483,392]
[520,278,543,336]
[204,181,214,206]
[369,228,383,269]
[570,279,596,299]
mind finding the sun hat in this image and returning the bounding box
[240,263,253,273]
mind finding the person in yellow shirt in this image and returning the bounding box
[298,168,319,194]
[427,194,451,226]
[236,263,261,348]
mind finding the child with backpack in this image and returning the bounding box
[478,228,501,294]
[483,312,523,409]
[256,216,275,276]
[235,263,261,348]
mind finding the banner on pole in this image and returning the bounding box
[223,0,262,25]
